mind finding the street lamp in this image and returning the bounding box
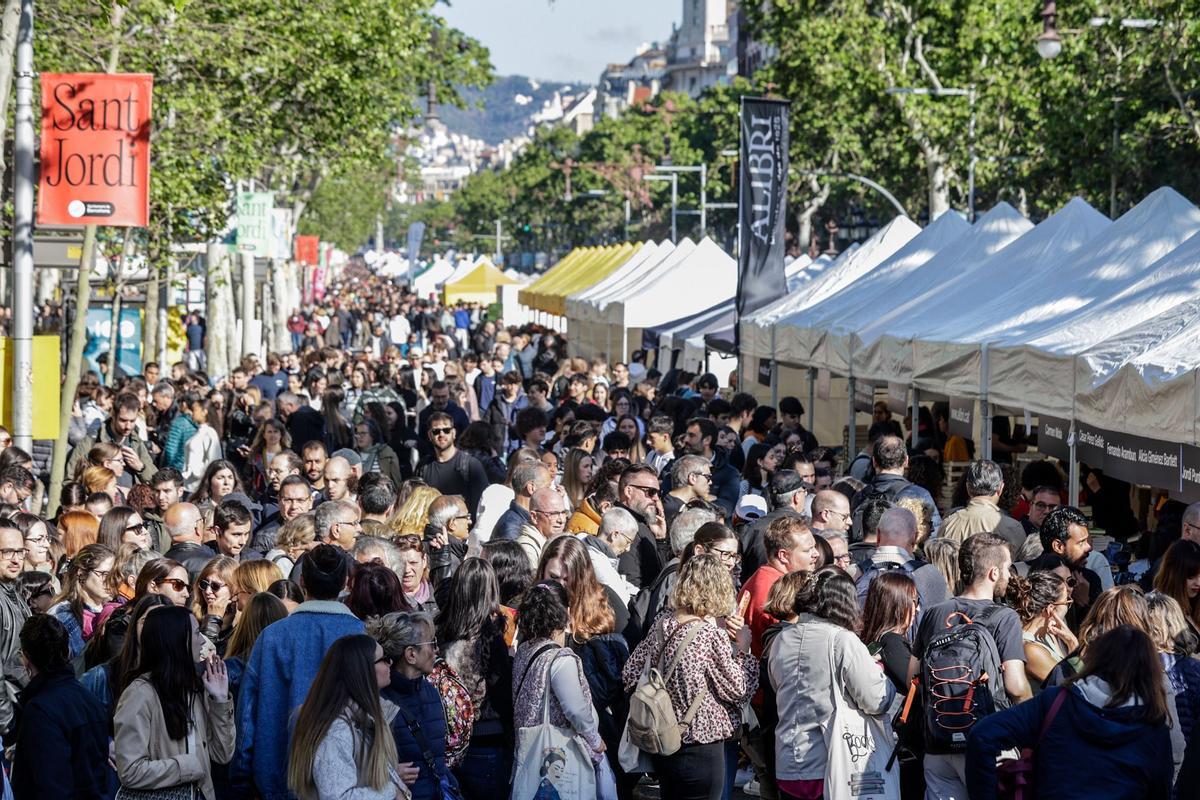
[1037,1,1063,59]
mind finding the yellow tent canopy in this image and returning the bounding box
[442,258,517,306]
[519,246,592,309]
[522,243,639,315]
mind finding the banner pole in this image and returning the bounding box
[11,0,34,451]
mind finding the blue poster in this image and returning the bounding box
[84,307,143,378]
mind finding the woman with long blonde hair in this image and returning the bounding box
[287,634,403,800]
[389,484,442,536]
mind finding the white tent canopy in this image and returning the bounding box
[979,187,1200,418]
[851,203,1033,385]
[776,210,972,374]
[599,237,736,361]
[741,215,922,363]
[906,197,1112,398]
[413,257,455,296]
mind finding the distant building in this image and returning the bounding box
[597,44,667,119]
[662,0,735,97]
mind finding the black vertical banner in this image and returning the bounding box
[736,97,790,325]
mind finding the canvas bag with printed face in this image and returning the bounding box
[511,656,597,800]
[821,632,900,800]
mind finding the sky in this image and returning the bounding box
[439,0,681,84]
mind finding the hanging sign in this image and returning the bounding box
[757,359,772,387]
[38,73,153,227]
[852,380,875,414]
[236,191,273,253]
[1038,415,1071,462]
[1101,429,1180,491]
[948,396,974,440]
[294,235,319,266]
[1075,422,1107,468]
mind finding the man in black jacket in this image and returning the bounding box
[615,465,671,589]
[276,392,325,452]
[10,614,111,799]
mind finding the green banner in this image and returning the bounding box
[236,191,273,253]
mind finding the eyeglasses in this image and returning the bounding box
[89,568,112,580]
[629,484,660,498]
[533,509,568,518]
[125,522,147,534]
[0,547,24,560]
[375,655,392,665]
[158,578,189,592]
[24,536,48,546]
[198,579,226,593]
[406,640,438,650]
[690,472,712,482]
[705,546,739,564]
[430,427,453,436]
[833,553,852,565]
[453,514,472,523]
[1032,501,1060,511]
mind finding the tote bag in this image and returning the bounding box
[511,656,598,800]
[822,634,900,800]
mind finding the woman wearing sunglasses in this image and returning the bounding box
[193,555,237,655]
[97,506,153,551]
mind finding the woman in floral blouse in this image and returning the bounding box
[622,553,758,800]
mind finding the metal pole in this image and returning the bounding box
[980,343,993,461]
[700,163,707,236]
[1067,424,1079,506]
[911,387,920,451]
[808,367,816,438]
[495,218,502,264]
[240,251,255,357]
[847,377,857,474]
[11,0,34,452]
[968,86,976,222]
[670,174,678,243]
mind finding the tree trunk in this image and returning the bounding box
[927,154,950,220]
[204,243,230,379]
[271,259,291,352]
[143,269,158,368]
[224,258,239,372]
[107,231,134,384]
[0,0,23,179]
[47,225,97,515]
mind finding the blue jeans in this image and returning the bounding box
[454,743,512,800]
[722,737,739,800]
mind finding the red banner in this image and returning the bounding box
[38,73,153,227]
[294,234,319,265]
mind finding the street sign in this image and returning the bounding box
[38,73,153,227]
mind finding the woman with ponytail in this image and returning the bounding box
[1007,570,1077,687]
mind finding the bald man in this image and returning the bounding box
[162,502,213,581]
[516,487,567,569]
[857,507,950,611]
[811,489,852,536]
[323,456,355,503]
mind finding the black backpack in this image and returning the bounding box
[920,605,1006,754]
[625,563,677,648]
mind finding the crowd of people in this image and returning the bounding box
[0,267,1197,800]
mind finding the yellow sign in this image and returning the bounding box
[0,336,61,438]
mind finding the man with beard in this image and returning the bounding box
[1028,506,1100,614]
[672,417,739,518]
[909,532,1031,798]
[302,441,327,493]
[417,412,488,516]
[0,522,30,736]
[614,465,671,589]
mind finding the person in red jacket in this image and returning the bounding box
[738,515,820,658]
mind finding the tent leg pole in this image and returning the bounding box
[847,377,857,474]
[1068,426,1079,507]
[808,367,816,437]
[911,387,920,451]
[980,343,992,461]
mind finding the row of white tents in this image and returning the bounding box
[741,186,1200,497]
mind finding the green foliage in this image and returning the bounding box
[36,0,492,257]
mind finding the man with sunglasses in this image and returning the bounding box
[417,411,489,516]
[615,464,669,589]
[673,417,740,518]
